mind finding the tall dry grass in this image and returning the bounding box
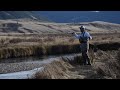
[94,49,120,79]
[0,33,120,60]
[34,59,73,79]
[0,44,81,59]
[0,34,80,59]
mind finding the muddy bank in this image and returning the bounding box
[0,54,80,74]
[0,55,95,79]
[0,54,82,79]
[95,42,120,51]
[34,57,98,79]
[0,42,120,59]
[0,44,80,59]
[0,49,120,79]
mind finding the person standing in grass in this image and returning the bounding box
[73,26,92,65]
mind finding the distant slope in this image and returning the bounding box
[89,21,120,30]
[0,20,120,34]
[0,11,51,22]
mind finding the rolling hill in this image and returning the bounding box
[0,20,120,34]
[0,11,50,22]
[0,11,120,34]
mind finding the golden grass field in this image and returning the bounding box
[0,32,119,59]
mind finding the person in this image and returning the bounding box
[73,26,92,65]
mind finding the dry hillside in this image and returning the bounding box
[0,20,120,34]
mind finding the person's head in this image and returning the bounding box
[79,26,85,32]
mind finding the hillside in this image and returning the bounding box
[0,11,120,34]
[0,20,120,34]
[0,11,50,22]
[77,21,120,33]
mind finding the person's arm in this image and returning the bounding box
[89,35,92,40]
[86,32,92,40]
[73,32,80,39]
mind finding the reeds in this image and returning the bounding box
[0,44,80,59]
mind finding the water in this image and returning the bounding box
[0,53,79,63]
[37,11,120,24]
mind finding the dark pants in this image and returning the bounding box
[80,43,91,65]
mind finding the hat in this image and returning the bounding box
[79,26,85,30]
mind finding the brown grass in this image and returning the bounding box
[0,44,81,59]
[94,49,120,79]
[0,33,119,59]
[34,59,73,79]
